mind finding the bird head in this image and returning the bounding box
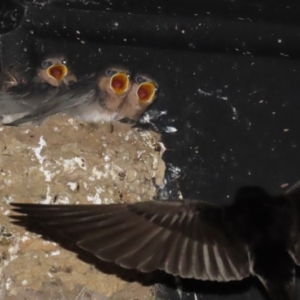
[134,75,158,105]
[0,63,33,92]
[98,68,131,98]
[37,55,77,87]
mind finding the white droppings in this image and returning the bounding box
[217,95,228,101]
[5,278,12,290]
[21,235,30,242]
[22,280,28,286]
[283,128,289,132]
[137,150,146,159]
[49,250,60,256]
[62,156,87,172]
[164,126,178,133]
[3,210,10,216]
[104,155,110,162]
[8,241,20,262]
[67,182,77,191]
[92,166,103,180]
[232,106,237,116]
[30,136,53,182]
[40,185,52,204]
[198,88,213,96]
[31,136,47,165]
[55,196,70,204]
[76,30,80,34]
[87,193,102,204]
[43,240,57,246]
[278,39,282,43]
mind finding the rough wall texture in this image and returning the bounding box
[0,115,165,300]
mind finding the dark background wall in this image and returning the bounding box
[1,1,300,299]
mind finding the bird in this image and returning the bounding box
[0,63,34,92]
[116,74,158,124]
[34,53,77,87]
[7,67,132,126]
[10,182,300,300]
[0,54,77,124]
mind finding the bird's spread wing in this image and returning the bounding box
[11,200,250,281]
[8,76,96,125]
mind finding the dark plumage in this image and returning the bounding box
[10,183,300,300]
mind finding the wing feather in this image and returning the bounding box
[11,200,250,281]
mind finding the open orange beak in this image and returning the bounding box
[137,82,156,103]
[110,72,129,95]
[46,64,68,81]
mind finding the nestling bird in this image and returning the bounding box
[0,54,77,124]
[8,67,131,125]
[0,63,33,92]
[10,182,300,300]
[116,74,158,123]
[34,53,77,87]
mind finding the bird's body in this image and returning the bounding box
[8,68,131,125]
[10,183,300,300]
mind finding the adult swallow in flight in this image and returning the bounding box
[0,55,77,124]
[116,74,158,123]
[10,182,300,300]
[8,67,131,125]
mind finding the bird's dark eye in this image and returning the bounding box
[19,77,27,84]
[106,69,117,77]
[61,59,67,65]
[136,76,146,84]
[41,61,52,69]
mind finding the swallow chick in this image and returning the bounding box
[0,54,77,124]
[68,67,131,123]
[10,182,300,300]
[116,74,158,124]
[8,67,131,126]
[0,63,33,92]
[35,54,77,87]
